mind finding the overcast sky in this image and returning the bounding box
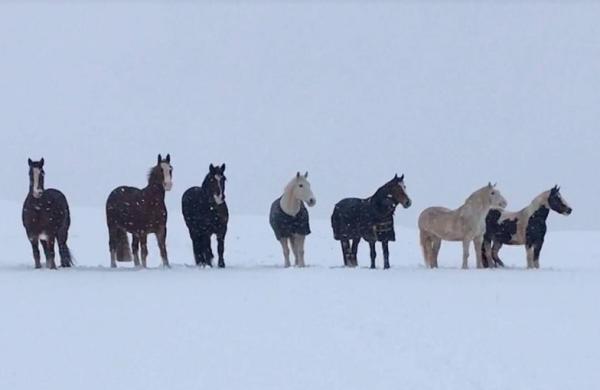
[1,2,598,230]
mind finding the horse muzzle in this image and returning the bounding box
[563,207,573,216]
[403,199,412,209]
[307,198,316,207]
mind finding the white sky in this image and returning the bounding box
[1,2,598,230]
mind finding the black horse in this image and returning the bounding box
[106,154,173,268]
[182,164,229,268]
[331,174,411,269]
[22,158,73,269]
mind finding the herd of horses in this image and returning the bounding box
[22,155,572,270]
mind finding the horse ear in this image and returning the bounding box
[394,174,398,180]
[40,158,44,167]
[220,163,226,172]
[209,164,215,173]
[157,154,162,165]
[304,171,308,178]
[28,158,32,166]
[399,174,404,182]
[296,171,300,178]
[165,154,170,163]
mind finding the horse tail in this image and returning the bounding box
[111,228,132,262]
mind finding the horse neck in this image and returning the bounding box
[143,181,165,200]
[280,188,301,216]
[458,191,490,221]
[370,188,396,216]
[522,193,549,220]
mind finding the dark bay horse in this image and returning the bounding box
[106,154,173,268]
[182,164,229,268]
[331,174,411,269]
[22,158,73,269]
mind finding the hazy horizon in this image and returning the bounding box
[1,2,598,230]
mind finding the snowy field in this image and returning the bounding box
[1,201,599,390]
[2,1,600,389]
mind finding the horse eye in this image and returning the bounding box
[491,191,495,195]
[299,184,304,188]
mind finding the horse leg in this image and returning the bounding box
[29,237,41,269]
[57,231,72,268]
[279,238,291,268]
[481,238,492,268]
[108,227,117,268]
[369,241,377,269]
[431,238,441,268]
[419,229,433,268]
[289,235,300,267]
[533,239,544,269]
[340,240,350,267]
[217,232,226,268]
[42,237,57,270]
[382,241,390,270]
[461,240,470,269]
[140,234,148,268]
[492,241,504,267]
[131,234,141,267]
[157,227,170,268]
[293,234,306,267]
[473,236,484,269]
[350,238,360,267]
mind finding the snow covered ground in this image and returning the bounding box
[1,200,599,390]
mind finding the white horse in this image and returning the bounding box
[269,172,316,267]
[418,183,507,269]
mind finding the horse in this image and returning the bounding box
[418,183,507,269]
[482,186,572,269]
[22,158,73,269]
[182,164,229,268]
[331,174,411,269]
[106,154,173,268]
[269,172,316,268]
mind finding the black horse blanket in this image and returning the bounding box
[269,197,311,240]
[331,197,396,242]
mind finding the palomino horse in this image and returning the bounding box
[419,183,507,269]
[182,163,229,268]
[22,158,73,269]
[482,186,572,269]
[331,174,411,269]
[269,172,316,267]
[106,154,173,268]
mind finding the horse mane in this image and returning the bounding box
[147,165,163,186]
[465,186,489,205]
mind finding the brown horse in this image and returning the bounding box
[22,158,73,269]
[106,154,173,268]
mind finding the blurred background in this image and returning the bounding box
[0,2,598,229]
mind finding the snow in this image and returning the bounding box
[1,2,599,388]
[1,200,599,389]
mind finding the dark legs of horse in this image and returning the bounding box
[217,233,226,268]
[481,238,492,268]
[29,238,41,269]
[157,227,170,268]
[202,236,214,267]
[491,241,505,267]
[132,235,141,267]
[41,237,57,269]
[382,241,390,269]
[140,234,148,268]
[341,239,358,267]
[57,223,72,267]
[350,239,359,267]
[341,240,351,266]
[369,241,377,269]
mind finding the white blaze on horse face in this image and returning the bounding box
[295,176,316,207]
[32,168,43,198]
[161,162,172,191]
[214,174,224,204]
